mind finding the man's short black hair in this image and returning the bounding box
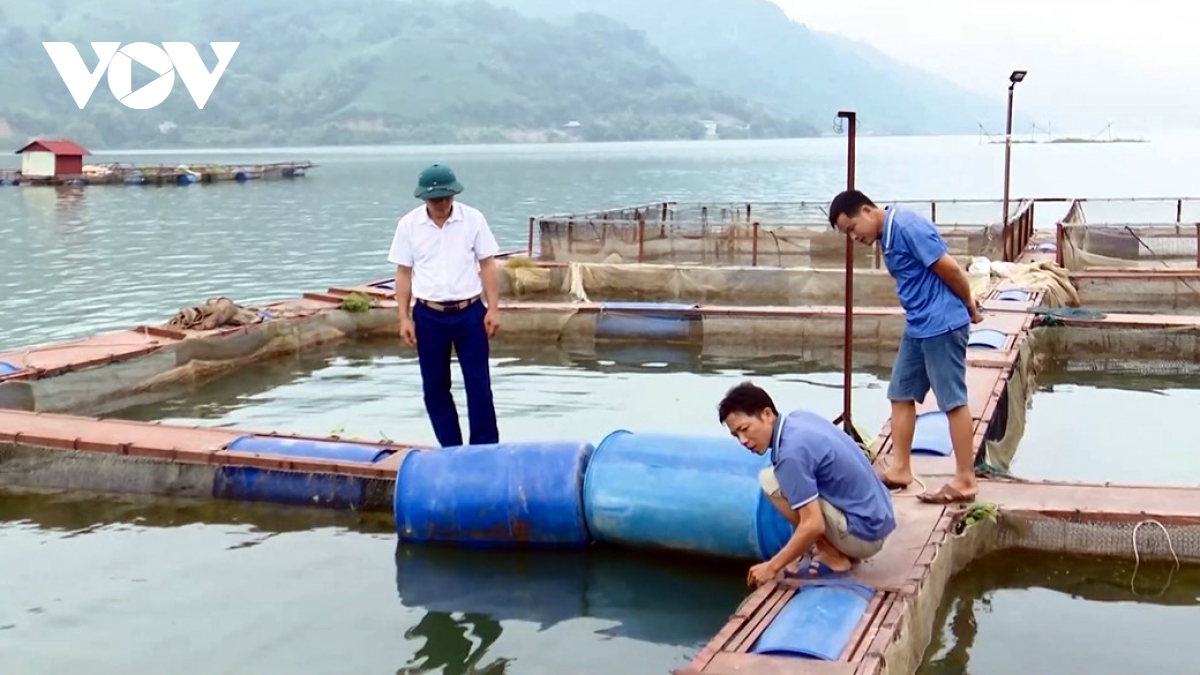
[828,189,876,228]
[717,381,778,423]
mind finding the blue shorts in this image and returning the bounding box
[887,324,969,411]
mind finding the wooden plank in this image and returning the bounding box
[699,653,858,675]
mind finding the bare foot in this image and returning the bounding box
[879,467,913,491]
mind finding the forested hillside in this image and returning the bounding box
[488,0,1019,135]
[0,0,814,148]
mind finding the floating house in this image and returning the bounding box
[15,138,90,180]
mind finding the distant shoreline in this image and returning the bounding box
[988,137,1149,145]
[0,131,1164,160]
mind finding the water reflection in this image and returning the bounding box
[393,544,746,674]
[1016,364,1200,485]
[108,338,895,424]
[18,183,87,214]
[0,485,392,535]
[399,611,510,675]
[919,549,1200,675]
[0,487,745,674]
[1036,354,1200,394]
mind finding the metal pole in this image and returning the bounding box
[1001,83,1015,248]
[838,110,856,436]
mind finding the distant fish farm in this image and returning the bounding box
[0,138,314,187]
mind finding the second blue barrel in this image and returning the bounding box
[751,580,875,660]
[582,430,793,561]
[224,435,392,463]
[394,441,595,548]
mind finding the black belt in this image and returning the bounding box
[417,295,480,312]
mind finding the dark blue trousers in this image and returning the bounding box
[413,299,499,447]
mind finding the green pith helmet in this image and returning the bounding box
[413,164,463,199]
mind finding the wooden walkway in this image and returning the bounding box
[2,243,1200,675]
[676,241,1200,675]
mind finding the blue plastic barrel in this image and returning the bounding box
[235,171,250,182]
[996,289,1029,302]
[394,441,594,548]
[968,328,1007,349]
[912,410,951,456]
[0,361,19,376]
[595,302,700,341]
[223,435,393,463]
[751,580,875,660]
[213,465,363,509]
[582,430,793,561]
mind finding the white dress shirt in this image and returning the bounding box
[387,202,500,302]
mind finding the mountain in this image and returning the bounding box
[482,0,1022,136]
[0,0,816,149]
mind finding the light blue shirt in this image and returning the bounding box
[770,410,896,542]
[881,206,970,339]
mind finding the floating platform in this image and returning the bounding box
[0,161,314,187]
[3,200,1200,675]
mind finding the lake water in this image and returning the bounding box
[1014,366,1200,486]
[4,135,1200,673]
[107,339,895,447]
[918,549,1200,675]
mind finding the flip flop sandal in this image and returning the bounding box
[917,484,977,505]
[801,559,853,579]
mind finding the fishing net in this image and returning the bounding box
[500,260,994,307]
[502,261,896,305]
[1029,323,1200,377]
[1061,224,1200,270]
[535,220,1002,267]
[995,514,1200,564]
[533,201,1005,267]
[977,333,1039,476]
[1072,270,1200,315]
[0,444,216,497]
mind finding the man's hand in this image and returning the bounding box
[484,308,500,338]
[399,318,416,347]
[969,302,983,324]
[747,560,780,587]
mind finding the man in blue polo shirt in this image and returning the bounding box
[828,189,983,505]
[718,382,896,585]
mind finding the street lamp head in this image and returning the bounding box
[1010,70,1027,84]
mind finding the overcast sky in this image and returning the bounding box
[770,0,1193,136]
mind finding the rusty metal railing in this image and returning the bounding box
[533,198,1018,229]
[526,197,1200,263]
[1001,200,1035,262]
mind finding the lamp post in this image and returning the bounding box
[837,110,856,436]
[1001,69,1026,258]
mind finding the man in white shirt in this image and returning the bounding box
[387,164,501,447]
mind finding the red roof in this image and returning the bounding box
[15,139,90,156]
